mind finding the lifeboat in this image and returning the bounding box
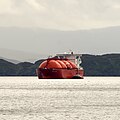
[36,52,84,79]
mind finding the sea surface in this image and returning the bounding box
[0,77,120,120]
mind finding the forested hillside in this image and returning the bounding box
[0,54,120,76]
[81,54,120,76]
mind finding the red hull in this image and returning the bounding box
[37,68,84,79]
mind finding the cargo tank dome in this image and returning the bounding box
[39,60,77,69]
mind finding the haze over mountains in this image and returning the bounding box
[0,26,120,62]
[0,48,47,63]
[0,56,20,64]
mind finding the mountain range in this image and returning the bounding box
[0,54,120,76]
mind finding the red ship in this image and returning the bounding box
[36,52,84,79]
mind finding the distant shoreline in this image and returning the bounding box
[0,54,120,76]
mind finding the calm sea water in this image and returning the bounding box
[0,77,120,120]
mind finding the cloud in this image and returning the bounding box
[26,0,46,11]
[0,0,120,30]
[0,0,14,14]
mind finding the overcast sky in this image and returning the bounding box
[0,0,120,30]
[0,0,120,61]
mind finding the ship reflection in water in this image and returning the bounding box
[0,77,120,120]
